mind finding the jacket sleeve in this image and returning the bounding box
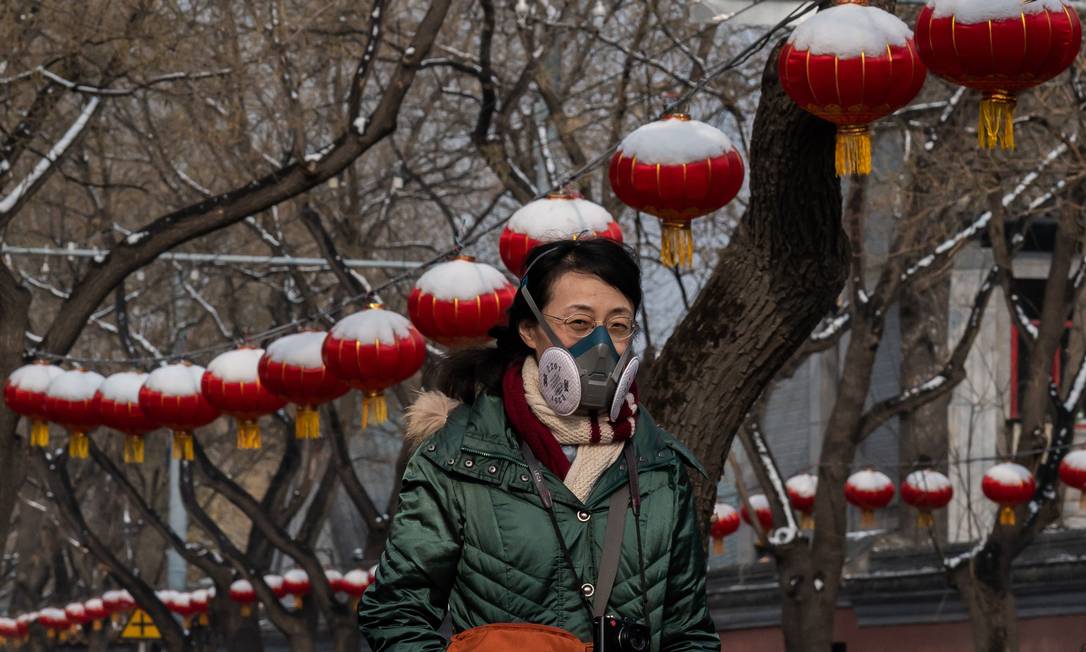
[660,465,721,651]
[358,448,463,651]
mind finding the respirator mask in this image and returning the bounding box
[519,259,640,422]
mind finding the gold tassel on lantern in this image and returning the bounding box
[1079,493,1086,511]
[124,434,145,464]
[916,511,935,529]
[294,595,304,610]
[860,509,876,529]
[800,514,815,530]
[31,419,50,447]
[998,504,1016,526]
[68,431,90,459]
[979,91,1016,151]
[711,538,724,556]
[295,406,321,440]
[659,221,694,268]
[240,604,252,618]
[361,392,388,430]
[835,125,872,176]
[92,619,102,632]
[173,431,195,461]
[236,420,261,450]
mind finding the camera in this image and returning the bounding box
[592,615,650,652]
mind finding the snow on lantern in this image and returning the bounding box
[44,369,105,459]
[609,114,744,267]
[340,569,370,598]
[201,348,286,450]
[901,469,953,528]
[139,363,220,461]
[15,614,32,641]
[779,2,926,176]
[263,574,287,600]
[64,602,89,636]
[408,257,516,348]
[325,569,344,594]
[709,503,740,555]
[740,493,774,533]
[0,617,16,646]
[3,361,62,447]
[323,305,426,429]
[190,590,210,626]
[84,598,109,632]
[229,580,257,617]
[94,372,157,464]
[38,608,69,640]
[845,468,895,528]
[499,193,623,277]
[283,569,311,609]
[1059,449,1086,509]
[785,473,818,529]
[982,462,1036,526]
[258,331,349,440]
[916,0,1082,150]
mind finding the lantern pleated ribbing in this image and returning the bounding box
[785,473,818,529]
[340,569,371,612]
[499,193,623,277]
[201,348,286,450]
[408,257,516,348]
[94,372,157,464]
[609,114,744,268]
[3,361,62,448]
[258,332,349,440]
[901,469,953,528]
[845,469,895,528]
[779,2,927,176]
[916,0,1082,150]
[139,363,219,461]
[709,503,740,555]
[740,493,774,533]
[283,569,310,609]
[982,462,1035,526]
[229,579,257,617]
[44,370,105,459]
[323,305,426,429]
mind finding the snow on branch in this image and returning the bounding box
[900,137,1073,283]
[744,421,800,547]
[859,267,998,441]
[0,97,100,215]
[37,67,231,97]
[810,307,850,342]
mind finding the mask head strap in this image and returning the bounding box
[519,245,568,348]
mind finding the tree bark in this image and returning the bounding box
[642,39,848,522]
[951,544,1019,652]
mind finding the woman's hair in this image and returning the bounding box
[432,237,642,403]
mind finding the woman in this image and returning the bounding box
[358,239,720,651]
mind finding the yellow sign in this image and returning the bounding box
[121,609,161,639]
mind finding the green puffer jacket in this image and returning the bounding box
[358,394,720,651]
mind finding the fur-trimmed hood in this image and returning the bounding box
[404,391,462,447]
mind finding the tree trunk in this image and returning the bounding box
[0,265,31,545]
[898,272,951,539]
[333,622,362,652]
[643,38,848,522]
[952,558,1018,652]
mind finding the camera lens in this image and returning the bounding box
[619,627,649,652]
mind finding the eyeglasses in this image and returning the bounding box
[542,313,639,342]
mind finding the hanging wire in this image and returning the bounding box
[26,1,819,368]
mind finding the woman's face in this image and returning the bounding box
[518,271,636,357]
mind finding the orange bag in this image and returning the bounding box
[447,623,592,652]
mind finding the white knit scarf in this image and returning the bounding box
[521,356,637,502]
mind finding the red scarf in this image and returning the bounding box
[501,359,637,479]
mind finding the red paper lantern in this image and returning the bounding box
[916,0,1082,150]
[325,569,344,593]
[982,462,1036,526]
[95,372,158,464]
[64,602,89,630]
[785,473,818,529]
[190,589,211,626]
[709,503,740,555]
[38,608,69,639]
[1059,449,1086,509]
[44,369,105,459]
[323,305,426,429]
[3,361,62,448]
[499,193,623,277]
[901,469,953,528]
[283,569,310,609]
[609,114,744,267]
[0,617,17,643]
[408,257,516,347]
[779,2,926,176]
[229,579,257,617]
[740,493,774,532]
[14,614,31,640]
[845,469,895,528]
[339,569,370,599]
[84,598,108,632]
[201,348,286,450]
[139,363,220,461]
[258,331,349,440]
[263,574,287,599]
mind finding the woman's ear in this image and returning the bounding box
[518,320,540,351]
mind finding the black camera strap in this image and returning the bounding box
[519,440,650,627]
